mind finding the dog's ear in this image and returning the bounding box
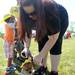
[21,57,32,68]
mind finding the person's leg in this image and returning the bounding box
[50,38,62,75]
[7,58,13,67]
[8,43,14,67]
[50,55,61,72]
[4,42,14,75]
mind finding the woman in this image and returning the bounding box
[17,0,69,75]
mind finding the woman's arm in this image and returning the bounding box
[21,35,32,58]
[24,35,31,49]
[39,32,60,58]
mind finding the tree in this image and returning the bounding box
[10,6,19,18]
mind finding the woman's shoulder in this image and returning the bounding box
[44,1,59,14]
[58,4,68,13]
[44,1,58,8]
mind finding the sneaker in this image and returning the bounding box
[12,64,21,72]
[45,67,50,75]
[34,66,50,75]
[5,66,16,75]
[50,71,58,75]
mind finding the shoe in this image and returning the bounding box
[50,71,58,75]
[45,67,50,75]
[34,66,50,75]
[5,66,16,75]
[12,64,21,72]
[34,66,45,75]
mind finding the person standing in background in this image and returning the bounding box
[3,15,16,75]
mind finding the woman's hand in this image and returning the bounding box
[33,54,44,66]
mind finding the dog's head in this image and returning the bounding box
[21,57,33,73]
[20,57,44,75]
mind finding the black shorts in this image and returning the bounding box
[38,35,63,55]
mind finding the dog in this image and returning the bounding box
[13,40,45,75]
[19,51,45,75]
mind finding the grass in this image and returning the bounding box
[0,37,75,75]
[59,37,75,75]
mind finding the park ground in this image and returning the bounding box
[0,37,75,75]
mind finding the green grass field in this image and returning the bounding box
[0,37,75,75]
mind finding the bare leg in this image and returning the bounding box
[50,54,61,72]
[7,58,13,67]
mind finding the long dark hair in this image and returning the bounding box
[19,7,33,40]
[19,0,59,41]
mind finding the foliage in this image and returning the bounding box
[10,6,19,18]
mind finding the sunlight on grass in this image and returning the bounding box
[58,38,75,75]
